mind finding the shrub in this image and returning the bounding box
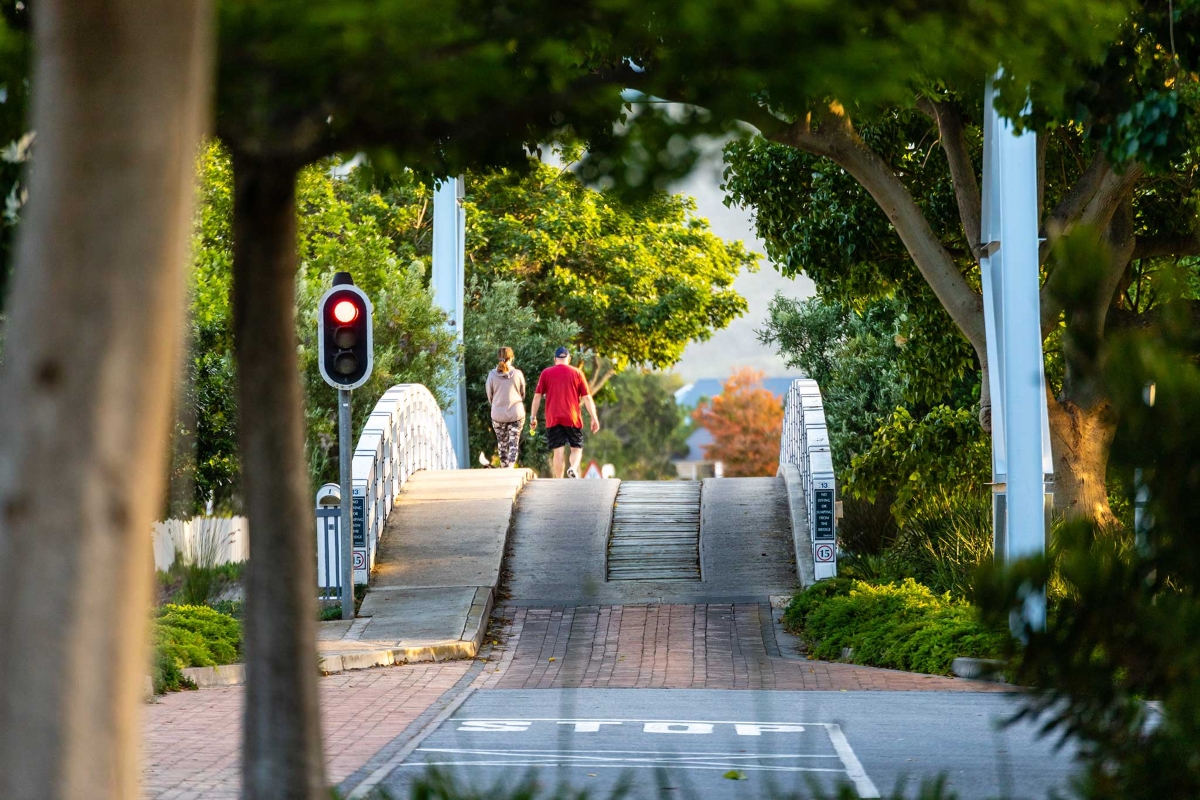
[153,604,242,693]
[837,493,900,556]
[886,489,993,599]
[783,578,1006,676]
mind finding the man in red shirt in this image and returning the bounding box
[530,346,600,478]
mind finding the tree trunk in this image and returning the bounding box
[1047,396,1118,524]
[0,3,211,799]
[231,154,327,800]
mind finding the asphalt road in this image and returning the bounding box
[372,689,1078,799]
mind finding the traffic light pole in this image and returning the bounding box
[339,388,354,620]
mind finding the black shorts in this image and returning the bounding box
[545,424,584,450]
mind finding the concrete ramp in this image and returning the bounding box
[502,476,799,606]
[699,477,797,595]
[318,468,533,670]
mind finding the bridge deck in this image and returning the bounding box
[317,468,533,668]
[503,476,799,607]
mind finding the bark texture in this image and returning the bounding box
[0,2,211,798]
[1048,399,1118,524]
[232,155,327,800]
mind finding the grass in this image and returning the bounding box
[318,584,369,621]
[783,577,1006,676]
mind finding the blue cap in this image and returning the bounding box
[554,346,569,358]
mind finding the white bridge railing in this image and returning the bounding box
[779,379,837,580]
[346,384,456,584]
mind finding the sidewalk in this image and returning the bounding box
[317,468,533,671]
[143,662,471,800]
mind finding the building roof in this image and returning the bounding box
[673,376,802,409]
[681,426,713,463]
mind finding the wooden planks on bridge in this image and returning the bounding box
[606,481,701,581]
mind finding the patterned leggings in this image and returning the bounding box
[491,419,523,468]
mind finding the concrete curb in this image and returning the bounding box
[318,586,495,675]
[778,465,817,588]
[951,657,1008,682]
[182,664,247,688]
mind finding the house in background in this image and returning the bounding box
[671,376,800,480]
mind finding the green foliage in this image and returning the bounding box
[759,294,903,473]
[887,490,994,601]
[976,230,1200,800]
[757,289,989,538]
[176,142,457,510]
[847,407,991,522]
[784,578,1006,676]
[464,156,754,373]
[836,495,900,557]
[152,604,242,693]
[725,133,981,411]
[0,6,29,308]
[179,145,747,498]
[585,371,690,480]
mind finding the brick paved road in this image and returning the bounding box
[142,603,1001,797]
[476,604,1008,691]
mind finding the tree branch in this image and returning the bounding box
[916,97,982,259]
[1040,161,1144,334]
[1132,232,1200,260]
[1042,149,1111,241]
[770,104,987,354]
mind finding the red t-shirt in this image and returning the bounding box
[535,364,590,428]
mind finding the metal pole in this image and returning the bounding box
[995,84,1048,631]
[432,176,468,467]
[339,388,354,620]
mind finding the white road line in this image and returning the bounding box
[397,762,849,774]
[825,723,881,799]
[422,748,839,759]
[454,716,837,726]
[447,716,882,798]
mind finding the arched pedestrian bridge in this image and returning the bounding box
[317,379,837,671]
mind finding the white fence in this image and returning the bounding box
[779,379,837,579]
[152,516,249,572]
[155,384,455,583]
[348,383,457,584]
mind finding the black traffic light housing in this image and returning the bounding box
[318,272,373,390]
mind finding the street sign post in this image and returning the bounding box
[318,272,373,619]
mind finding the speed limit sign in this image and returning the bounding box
[815,544,835,562]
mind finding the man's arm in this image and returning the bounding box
[530,392,542,431]
[583,395,600,433]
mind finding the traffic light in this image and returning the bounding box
[318,274,373,390]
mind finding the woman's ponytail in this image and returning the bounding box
[497,346,514,374]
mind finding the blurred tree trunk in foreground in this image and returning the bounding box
[232,154,327,800]
[0,2,211,799]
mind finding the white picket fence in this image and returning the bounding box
[152,516,249,572]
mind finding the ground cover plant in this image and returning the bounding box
[783,578,1006,676]
[152,604,243,694]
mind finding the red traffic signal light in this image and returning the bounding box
[332,300,359,324]
[318,282,373,390]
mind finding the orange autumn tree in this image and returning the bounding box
[691,368,783,477]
